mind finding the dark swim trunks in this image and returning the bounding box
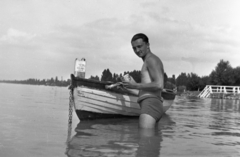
[137,95,164,121]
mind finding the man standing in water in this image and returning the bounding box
[122,33,164,129]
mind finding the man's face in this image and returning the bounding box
[131,38,149,58]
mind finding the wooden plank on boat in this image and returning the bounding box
[78,86,137,101]
[73,88,140,112]
[76,87,139,108]
[76,94,140,111]
[79,102,140,116]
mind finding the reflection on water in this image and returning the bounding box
[66,115,175,157]
[66,96,240,157]
[211,98,240,112]
[209,99,240,147]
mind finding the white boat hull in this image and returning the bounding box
[73,86,174,120]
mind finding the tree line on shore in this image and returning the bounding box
[176,59,240,91]
[89,59,240,91]
[1,60,239,91]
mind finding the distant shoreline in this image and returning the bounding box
[0,81,70,87]
[0,79,70,87]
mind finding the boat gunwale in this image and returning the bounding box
[69,74,176,100]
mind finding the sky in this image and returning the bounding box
[1,0,240,81]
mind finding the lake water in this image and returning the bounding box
[0,83,240,157]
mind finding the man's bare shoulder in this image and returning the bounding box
[146,53,163,67]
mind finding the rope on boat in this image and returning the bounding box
[68,89,74,124]
[66,89,74,145]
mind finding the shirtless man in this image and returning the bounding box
[122,33,164,129]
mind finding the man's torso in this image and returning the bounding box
[138,55,162,99]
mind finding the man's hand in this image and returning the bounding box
[122,81,139,89]
[120,81,139,96]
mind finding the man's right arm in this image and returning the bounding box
[118,86,139,96]
[120,74,139,96]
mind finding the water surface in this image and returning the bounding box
[0,83,239,157]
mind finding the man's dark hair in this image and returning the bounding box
[131,33,149,44]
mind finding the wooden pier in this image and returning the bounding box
[198,85,240,99]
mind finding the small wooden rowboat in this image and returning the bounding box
[69,74,176,120]
[69,58,176,120]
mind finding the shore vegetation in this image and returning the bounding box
[1,60,239,92]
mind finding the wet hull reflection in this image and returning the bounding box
[66,114,175,157]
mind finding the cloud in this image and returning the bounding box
[181,57,203,63]
[0,28,36,43]
[1,0,240,80]
[39,10,240,77]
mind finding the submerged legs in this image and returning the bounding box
[139,114,157,129]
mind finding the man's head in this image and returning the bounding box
[131,33,150,58]
[131,33,149,44]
